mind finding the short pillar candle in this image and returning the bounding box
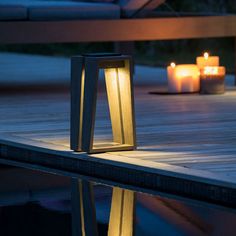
[167,63,200,93]
[200,66,226,94]
[196,52,219,70]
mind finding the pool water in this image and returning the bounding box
[0,166,235,236]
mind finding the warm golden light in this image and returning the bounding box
[104,63,135,147]
[203,66,218,75]
[196,52,219,70]
[176,70,188,78]
[175,65,199,79]
[200,66,225,78]
[167,64,200,93]
[204,52,209,60]
[170,62,176,68]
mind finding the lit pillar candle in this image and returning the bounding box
[167,62,180,92]
[200,66,226,94]
[167,63,200,93]
[196,52,219,70]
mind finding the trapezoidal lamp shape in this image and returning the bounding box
[70,53,136,153]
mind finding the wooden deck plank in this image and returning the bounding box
[0,87,236,207]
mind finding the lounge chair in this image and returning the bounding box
[0,0,236,85]
[0,0,235,44]
[0,0,165,21]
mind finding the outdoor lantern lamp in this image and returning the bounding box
[70,53,136,153]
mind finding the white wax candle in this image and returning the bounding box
[181,75,194,92]
[167,62,180,92]
[196,52,219,70]
[167,64,200,93]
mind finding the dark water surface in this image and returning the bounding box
[0,166,235,236]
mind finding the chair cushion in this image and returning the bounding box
[0,4,27,20]
[82,0,115,2]
[0,1,120,20]
[28,1,120,20]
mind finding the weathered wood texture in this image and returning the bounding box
[1,16,236,44]
[0,87,236,207]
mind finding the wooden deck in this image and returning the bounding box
[0,86,236,208]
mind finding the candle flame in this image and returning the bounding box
[204,52,209,60]
[170,62,176,68]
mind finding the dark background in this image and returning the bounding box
[0,0,236,72]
